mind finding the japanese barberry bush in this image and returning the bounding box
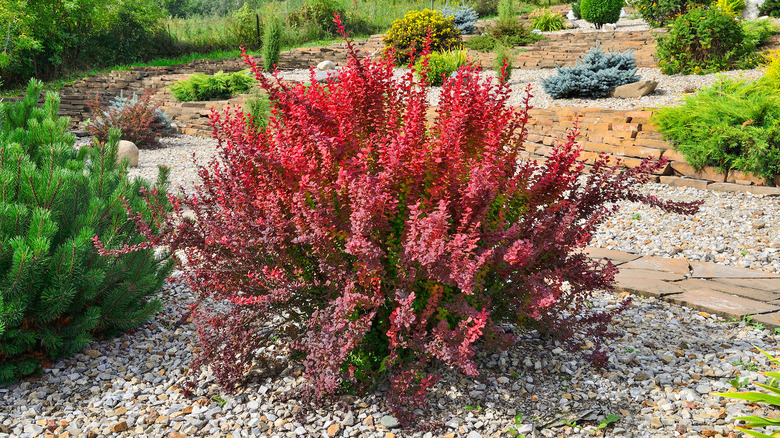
[87,91,169,148]
[542,47,639,99]
[383,9,462,63]
[0,79,174,385]
[138,15,699,424]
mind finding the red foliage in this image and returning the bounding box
[86,91,167,148]
[137,15,700,422]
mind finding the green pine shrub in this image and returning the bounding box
[572,0,582,18]
[653,78,780,184]
[263,17,283,72]
[0,79,174,385]
[244,91,272,133]
[531,7,566,31]
[414,49,468,86]
[169,71,254,102]
[383,9,463,63]
[497,0,517,21]
[493,44,514,79]
[580,0,624,28]
[656,7,764,74]
[542,47,639,98]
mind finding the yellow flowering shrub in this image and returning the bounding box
[383,9,462,63]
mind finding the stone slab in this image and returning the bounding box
[615,268,687,282]
[715,278,780,292]
[658,176,710,191]
[750,312,780,329]
[622,256,691,275]
[584,247,642,264]
[690,262,780,279]
[667,288,780,320]
[676,278,780,303]
[707,183,780,196]
[614,276,685,299]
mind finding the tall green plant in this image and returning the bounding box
[653,78,780,183]
[497,0,517,21]
[263,16,283,72]
[0,79,174,384]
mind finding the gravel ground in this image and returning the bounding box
[2,276,779,438]
[8,22,779,436]
[274,67,765,112]
[8,134,775,438]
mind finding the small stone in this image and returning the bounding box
[363,415,374,426]
[342,412,355,426]
[85,349,101,358]
[380,415,400,429]
[111,421,128,432]
[612,80,659,98]
[327,423,340,436]
[317,60,336,71]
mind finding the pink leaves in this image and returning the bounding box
[127,13,702,425]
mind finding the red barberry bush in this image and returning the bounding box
[87,91,169,148]
[137,16,699,423]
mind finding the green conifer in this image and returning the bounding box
[0,79,174,385]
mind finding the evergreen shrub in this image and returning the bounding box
[580,0,624,28]
[628,0,706,26]
[169,71,254,102]
[572,0,582,18]
[136,18,699,423]
[760,0,780,17]
[542,47,639,98]
[87,92,170,148]
[263,17,283,72]
[493,44,514,78]
[0,80,174,385]
[656,7,764,74]
[383,9,463,63]
[415,50,469,86]
[654,78,780,183]
[440,5,480,34]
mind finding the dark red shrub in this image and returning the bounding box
[136,16,700,423]
[87,91,169,148]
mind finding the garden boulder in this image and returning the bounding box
[612,80,658,98]
[117,140,139,167]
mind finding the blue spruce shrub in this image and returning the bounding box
[542,47,640,99]
[440,6,479,34]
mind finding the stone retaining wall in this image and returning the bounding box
[521,107,776,187]
[166,101,777,188]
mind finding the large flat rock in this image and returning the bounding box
[615,268,687,282]
[614,276,684,299]
[676,278,780,303]
[715,278,780,292]
[668,288,780,320]
[584,247,642,264]
[690,262,780,279]
[621,256,691,275]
